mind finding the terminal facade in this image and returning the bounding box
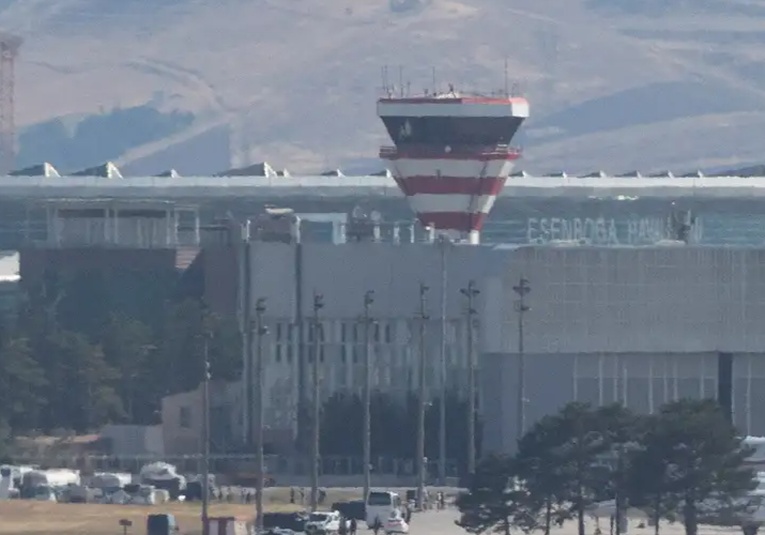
[215,239,765,456]
[14,187,765,459]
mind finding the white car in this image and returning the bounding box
[305,511,350,535]
[384,512,409,535]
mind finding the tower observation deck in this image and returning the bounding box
[377,90,530,243]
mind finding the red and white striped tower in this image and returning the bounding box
[378,91,529,244]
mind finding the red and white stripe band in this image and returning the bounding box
[380,146,519,233]
[416,212,489,231]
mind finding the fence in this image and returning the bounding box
[8,453,461,480]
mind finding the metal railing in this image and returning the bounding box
[379,144,522,159]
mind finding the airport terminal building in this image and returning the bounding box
[5,174,765,248]
[223,240,765,456]
[11,171,765,458]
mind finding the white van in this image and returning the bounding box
[366,491,402,529]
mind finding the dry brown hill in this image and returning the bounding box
[6,0,765,174]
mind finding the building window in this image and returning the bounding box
[275,323,283,362]
[179,406,192,429]
[319,323,325,363]
[308,323,325,363]
[340,323,348,363]
[287,324,294,362]
[385,322,393,343]
[307,324,315,362]
[374,323,381,343]
[353,323,360,363]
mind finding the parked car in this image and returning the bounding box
[384,511,409,534]
[331,500,366,521]
[263,511,308,533]
[305,511,350,535]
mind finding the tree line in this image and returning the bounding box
[456,399,759,535]
[0,269,242,448]
[319,391,480,472]
[0,268,478,464]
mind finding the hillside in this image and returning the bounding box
[5,0,765,174]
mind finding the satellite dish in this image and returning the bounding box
[370,210,382,223]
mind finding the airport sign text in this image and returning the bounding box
[526,216,703,245]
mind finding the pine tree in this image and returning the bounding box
[514,414,571,535]
[456,454,537,535]
[634,399,756,535]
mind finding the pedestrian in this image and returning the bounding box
[290,487,295,504]
[350,518,357,535]
[339,516,348,535]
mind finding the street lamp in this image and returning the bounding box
[310,291,325,511]
[201,335,212,535]
[512,277,531,441]
[460,280,479,476]
[416,282,430,510]
[362,290,375,503]
[254,298,269,531]
[437,235,450,485]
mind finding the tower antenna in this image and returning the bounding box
[398,65,404,98]
[504,57,509,98]
[0,33,21,175]
[432,66,437,94]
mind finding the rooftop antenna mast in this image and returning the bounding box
[504,57,509,98]
[382,65,388,95]
[432,66,437,94]
[399,65,404,98]
[511,81,520,97]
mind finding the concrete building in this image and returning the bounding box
[161,380,242,455]
[98,424,164,456]
[19,199,203,290]
[482,245,765,453]
[5,174,765,250]
[224,240,765,458]
[235,240,503,449]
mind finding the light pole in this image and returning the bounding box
[201,336,211,535]
[254,298,268,531]
[438,236,449,485]
[310,291,325,511]
[362,290,374,503]
[512,277,531,442]
[416,282,429,510]
[460,281,479,476]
